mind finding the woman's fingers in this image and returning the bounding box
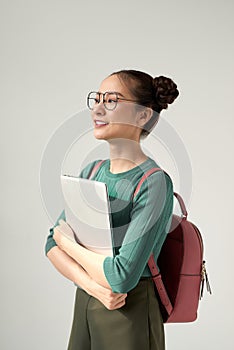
[56,220,75,241]
[106,297,126,310]
[114,298,126,309]
[103,292,127,310]
[114,293,127,303]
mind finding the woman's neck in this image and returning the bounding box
[108,138,148,174]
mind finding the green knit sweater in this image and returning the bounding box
[45,157,174,293]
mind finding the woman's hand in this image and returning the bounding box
[87,280,128,310]
[53,219,76,251]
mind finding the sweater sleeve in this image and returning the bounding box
[44,209,66,255]
[103,171,174,293]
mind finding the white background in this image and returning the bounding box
[1,0,233,349]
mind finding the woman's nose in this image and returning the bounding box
[93,98,106,114]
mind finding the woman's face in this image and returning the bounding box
[91,74,143,142]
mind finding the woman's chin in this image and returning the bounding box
[93,130,108,140]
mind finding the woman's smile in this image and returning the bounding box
[94,119,109,127]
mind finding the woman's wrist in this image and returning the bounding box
[71,264,92,291]
[80,275,109,298]
[82,276,99,297]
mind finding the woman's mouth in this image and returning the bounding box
[94,120,109,128]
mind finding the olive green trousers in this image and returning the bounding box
[67,278,165,350]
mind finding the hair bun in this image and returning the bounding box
[153,76,179,111]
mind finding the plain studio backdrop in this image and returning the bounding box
[0,0,233,349]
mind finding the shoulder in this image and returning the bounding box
[145,157,173,186]
[78,159,103,179]
[134,163,174,203]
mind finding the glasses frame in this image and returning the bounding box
[87,91,139,111]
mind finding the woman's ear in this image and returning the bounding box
[136,107,153,128]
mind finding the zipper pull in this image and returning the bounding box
[200,262,205,299]
[200,260,212,300]
[204,261,212,295]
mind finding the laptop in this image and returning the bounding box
[60,175,113,257]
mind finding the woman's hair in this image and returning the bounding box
[109,69,179,138]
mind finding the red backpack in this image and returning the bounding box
[89,161,212,323]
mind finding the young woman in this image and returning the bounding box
[45,69,179,350]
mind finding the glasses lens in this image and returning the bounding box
[87,92,99,110]
[87,92,118,110]
[104,93,118,110]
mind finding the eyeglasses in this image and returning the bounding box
[87,91,138,111]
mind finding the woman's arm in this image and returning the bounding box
[46,246,127,310]
[53,221,111,289]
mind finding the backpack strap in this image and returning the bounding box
[133,167,165,197]
[134,168,188,217]
[174,192,187,218]
[88,159,106,180]
[133,167,173,316]
[148,255,173,315]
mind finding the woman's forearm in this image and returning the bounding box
[53,220,111,289]
[64,240,110,288]
[46,246,106,293]
[46,246,128,310]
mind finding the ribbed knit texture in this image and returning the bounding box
[45,157,174,293]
